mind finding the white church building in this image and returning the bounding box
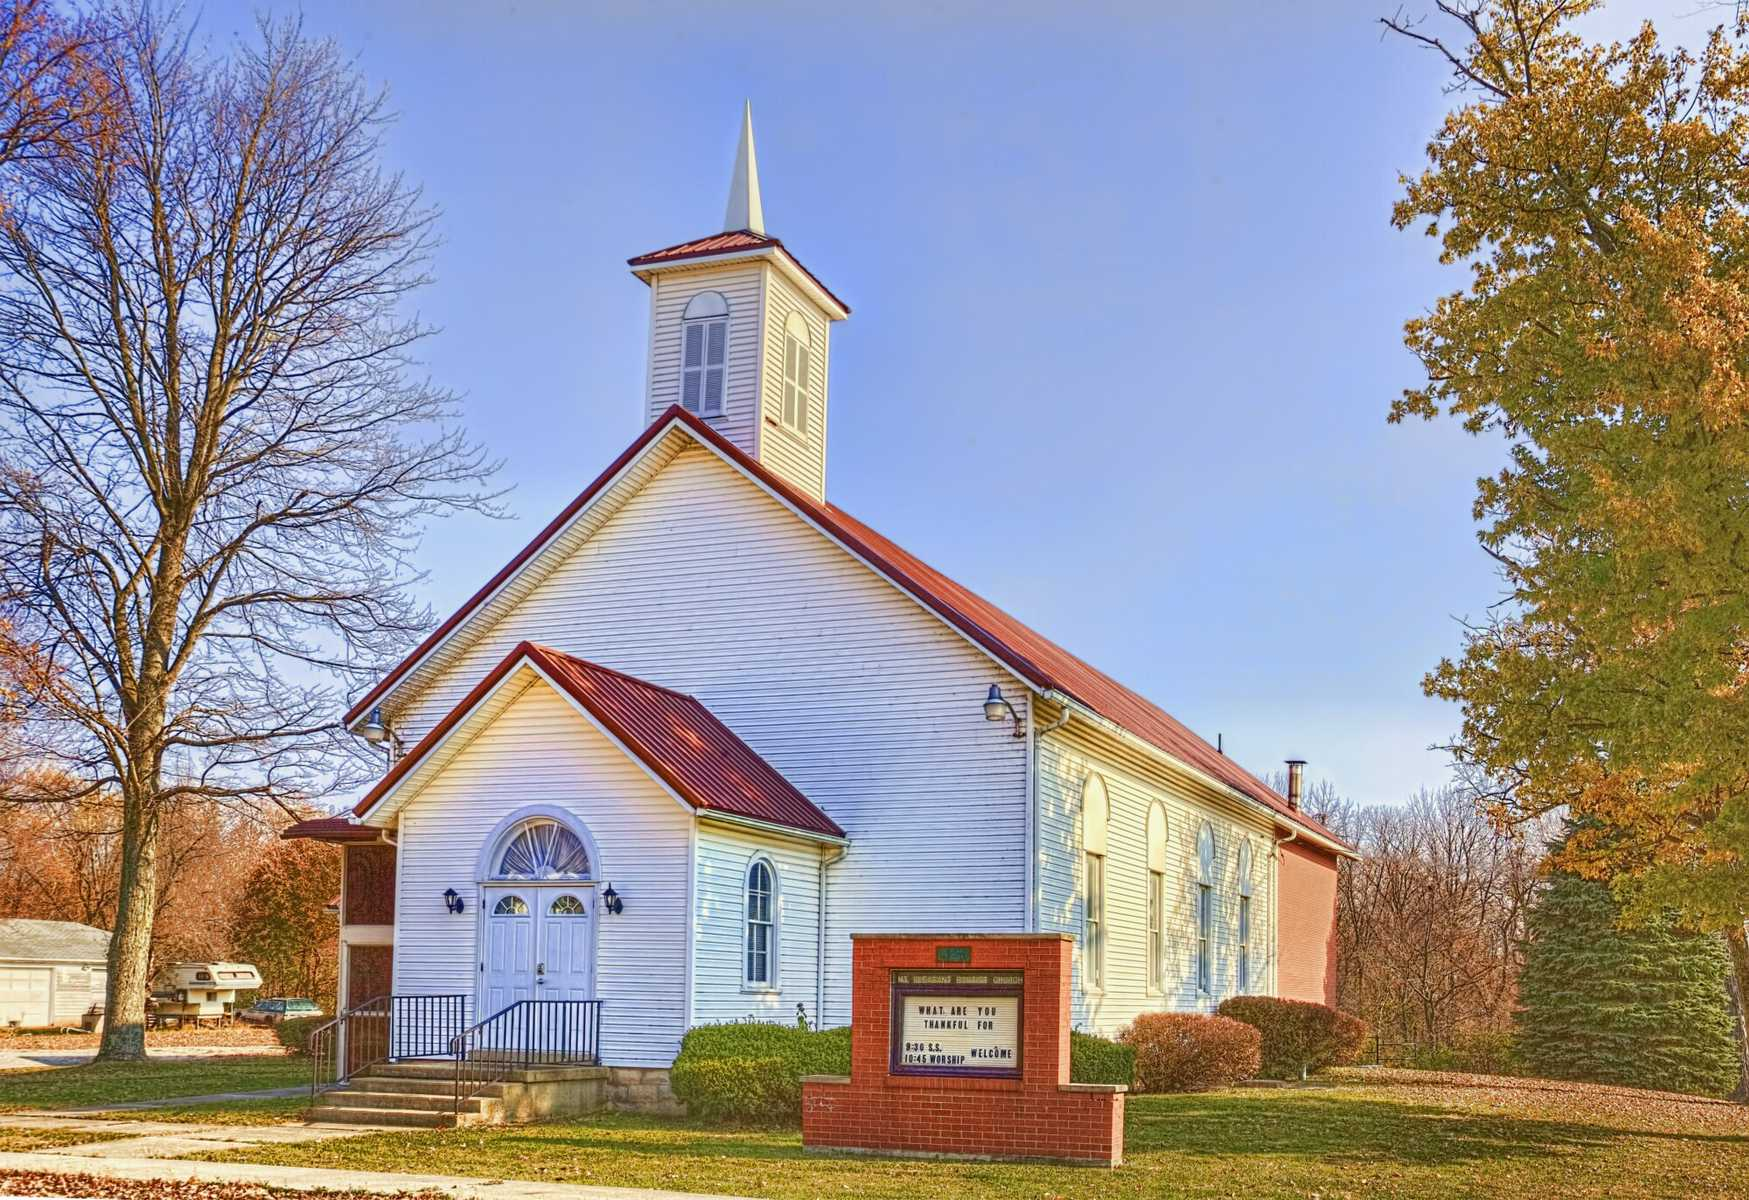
[291,107,1353,1085]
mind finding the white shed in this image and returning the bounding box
[0,919,110,1027]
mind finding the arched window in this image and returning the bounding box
[1146,803,1168,994]
[549,894,587,916]
[1236,840,1254,994]
[782,312,810,433]
[1196,823,1216,995]
[494,820,591,881]
[492,894,529,916]
[1082,774,1109,991]
[681,291,728,417]
[744,857,777,988]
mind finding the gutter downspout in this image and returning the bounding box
[817,843,847,1029]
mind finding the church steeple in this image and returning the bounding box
[627,105,850,503]
[723,101,764,236]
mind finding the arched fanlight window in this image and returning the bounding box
[744,858,777,988]
[681,291,729,417]
[548,893,587,916]
[782,312,810,433]
[492,894,529,916]
[494,820,591,881]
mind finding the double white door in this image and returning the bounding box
[480,886,594,1018]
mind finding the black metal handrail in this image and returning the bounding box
[307,993,469,1098]
[451,999,602,1115]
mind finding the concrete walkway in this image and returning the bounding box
[0,1149,755,1199]
[1,1112,387,1158]
[60,1085,306,1112]
[0,1044,288,1071]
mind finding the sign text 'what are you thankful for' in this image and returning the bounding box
[892,970,1022,1076]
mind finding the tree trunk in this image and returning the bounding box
[1724,926,1749,1103]
[97,791,158,1062]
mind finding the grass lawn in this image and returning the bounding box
[0,1127,131,1152]
[82,1094,310,1125]
[0,1056,308,1112]
[192,1072,1749,1200]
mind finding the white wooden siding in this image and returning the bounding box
[392,682,693,1068]
[1037,725,1277,1034]
[391,447,1030,1029]
[691,824,822,1027]
[757,268,832,501]
[647,265,764,453]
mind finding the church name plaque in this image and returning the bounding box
[889,969,1023,1077]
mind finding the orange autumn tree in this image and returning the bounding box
[1385,0,1749,1089]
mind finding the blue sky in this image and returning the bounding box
[217,0,1704,806]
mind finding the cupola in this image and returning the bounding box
[628,103,849,502]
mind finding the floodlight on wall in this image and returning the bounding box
[360,707,390,743]
[983,684,1025,739]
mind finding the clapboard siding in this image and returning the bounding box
[647,266,764,453]
[392,447,1030,1030]
[757,268,832,500]
[1037,725,1277,1034]
[393,682,693,1068]
[692,824,822,1027]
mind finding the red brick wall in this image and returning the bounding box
[343,844,396,926]
[802,934,1124,1167]
[1277,838,1339,1006]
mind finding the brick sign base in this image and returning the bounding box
[802,933,1125,1167]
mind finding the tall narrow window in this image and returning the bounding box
[1196,823,1216,995]
[1237,840,1254,994]
[1146,802,1168,994]
[744,858,775,988]
[1085,851,1105,990]
[1147,870,1164,993]
[1082,774,1109,991]
[782,312,810,433]
[681,291,729,416]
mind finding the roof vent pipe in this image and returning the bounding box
[1285,759,1306,811]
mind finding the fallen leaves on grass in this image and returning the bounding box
[0,1172,446,1199]
[1325,1066,1749,1134]
[0,1029,280,1052]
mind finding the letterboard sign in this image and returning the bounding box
[890,970,1023,1078]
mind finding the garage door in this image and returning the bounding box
[0,965,51,1026]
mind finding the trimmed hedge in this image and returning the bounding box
[1217,997,1367,1081]
[273,1015,325,1056]
[1119,1013,1260,1092]
[1069,1030,1134,1086]
[670,1021,851,1124]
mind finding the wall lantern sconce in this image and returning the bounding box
[601,882,624,916]
[983,684,1025,739]
[443,888,465,915]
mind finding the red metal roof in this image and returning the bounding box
[353,642,844,841]
[345,407,1349,852]
[627,229,851,316]
[282,815,382,844]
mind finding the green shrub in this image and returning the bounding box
[1119,1013,1260,1092]
[1405,1030,1520,1077]
[273,1015,325,1056]
[1217,997,1367,1080]
[1069,1030,1134,1086]
[670,1021,851,1124]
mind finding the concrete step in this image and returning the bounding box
[308,1104,454,1129]
[346,1075,503,1099]
[323,1089,491,1115]
[355,1059,457,1081]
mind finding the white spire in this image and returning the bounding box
[723,100,765,236]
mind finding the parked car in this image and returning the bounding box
[238,997,323,1025]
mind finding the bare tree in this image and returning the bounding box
[0,5,495,1059]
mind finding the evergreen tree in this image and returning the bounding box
[1517,873,1739,1097]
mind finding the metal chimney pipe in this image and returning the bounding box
[1285,759,1305,810]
